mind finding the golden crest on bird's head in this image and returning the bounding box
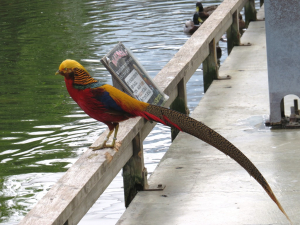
[56,59,98,85]
[58,59,88,73]
[56,59,88,76]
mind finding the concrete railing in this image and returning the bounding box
[19,0,258,224]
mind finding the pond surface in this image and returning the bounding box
[0,0,261,224]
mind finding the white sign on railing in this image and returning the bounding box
[101,42,168,106]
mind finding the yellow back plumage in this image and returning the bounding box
[102,84,149,113]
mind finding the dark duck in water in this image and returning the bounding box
[193,2,218,25]
[193,2,246,34]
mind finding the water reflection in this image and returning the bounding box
[0,0,261,224]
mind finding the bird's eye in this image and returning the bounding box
[64,68,67,71]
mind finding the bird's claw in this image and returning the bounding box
[89,145,104,151]
[89,139,117,150]
[89,143,114,151]
[90,124,119,151]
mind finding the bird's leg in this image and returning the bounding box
[110,123,119,147]
[90,123,119,150]
[90,129,114,150]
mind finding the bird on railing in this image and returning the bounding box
[56,59,291,224]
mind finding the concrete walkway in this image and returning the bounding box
[116,8,300,225]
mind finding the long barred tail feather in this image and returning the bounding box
[143,104,291,223]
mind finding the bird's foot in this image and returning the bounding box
[90,143,115,151]
[89,136,116,151]
[90,140,121,151]
[89,145,103,151]
[90,129,119,151]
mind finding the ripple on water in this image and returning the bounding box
[0,173,65,224]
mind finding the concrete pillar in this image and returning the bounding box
[265,0,300,123]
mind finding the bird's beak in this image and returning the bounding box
[55,70,61,75]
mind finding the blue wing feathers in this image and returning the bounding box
[93,90,124,112]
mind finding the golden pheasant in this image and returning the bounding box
[56,59,291,223]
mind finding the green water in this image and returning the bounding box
[0,0,112,221]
